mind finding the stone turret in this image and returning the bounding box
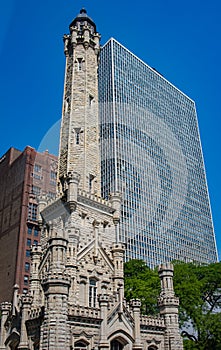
[30,245,42,307]
[111,243,125,295]
[18,295,33,350]
[131,299,142,350]
[158,263,183,350]
[58,8,101,196]
[39,220,71,349]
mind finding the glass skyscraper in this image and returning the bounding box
[98,38,218,268]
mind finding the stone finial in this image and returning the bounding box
[66,171,80,212]
[21,294,33,306]
[130,299,141,310]
[109,192,121,225]
[0,301,12,313]
[111,242,125,253]
[158,262,174,274]
[30,243,42,256]
[0,302,12,348]
[158,262,175,296]
[38,194,48,224]
[63,34,70,55]
[98,294,109,305]
[12,284,19,316]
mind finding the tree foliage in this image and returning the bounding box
[124,259,221,350]
[124,259,160,315]
[173,261,221,350]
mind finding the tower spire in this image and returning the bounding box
[58,9,101,196]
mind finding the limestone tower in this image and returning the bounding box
[0,9,183,350]
[58,8,101,196]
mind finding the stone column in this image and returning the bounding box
[131,299,142,350]
[0,302,11,349]
[18,295,32,350]
[98,295,109,350]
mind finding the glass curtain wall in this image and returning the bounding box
[99,38,218,267]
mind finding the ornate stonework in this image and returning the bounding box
[0,9,183,350]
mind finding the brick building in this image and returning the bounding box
[0,147,57,302]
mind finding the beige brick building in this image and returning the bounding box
[0,9,183,350]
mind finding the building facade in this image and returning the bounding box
[0,9,183,350]
[99,39,218,267]
[0,147,57,302]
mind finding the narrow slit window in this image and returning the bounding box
[76,130,80,144]
[89,95,94,106]
[78,58,83,71]
[89,279,97,307]
[89,174,95,192]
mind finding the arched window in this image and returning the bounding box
[74,341,87,350]
[111,340,124,350]
[89,278,97,307]
[74,128,81,145]
[148,346,158,350]
[89,174,95,192]
[79,281,86,305]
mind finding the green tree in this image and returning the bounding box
[173,261,221,350]
[124,260,221,350]
[124,259,160,315]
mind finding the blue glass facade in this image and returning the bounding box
[98,38,218,267]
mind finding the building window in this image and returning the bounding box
[32,173,41,180]
[74,341,87,350]
[74,128,81,145]
[27,238,31,246]
[50,171,57,180]
[25,262,30,272]
[89,279,97,307]
[23,288,28,294]
[24,275,29,285]
[79,281,86,305]
[48,191,56,199]
[89,174,95,192]
[34,164,41,173]
[77,58,83,71]
[32,185,41,196]
[76,131,80,144]
[111,340,124,350]
[28,203,38,221]
[28,227,32,235]
[89,95,94,106]
[26,250,30,257]
[33,240,38,246]
[34,229,39,237]
[50,171,57,186]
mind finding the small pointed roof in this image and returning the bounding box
[69,8,96,31]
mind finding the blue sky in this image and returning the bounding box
[0,0,220,259]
